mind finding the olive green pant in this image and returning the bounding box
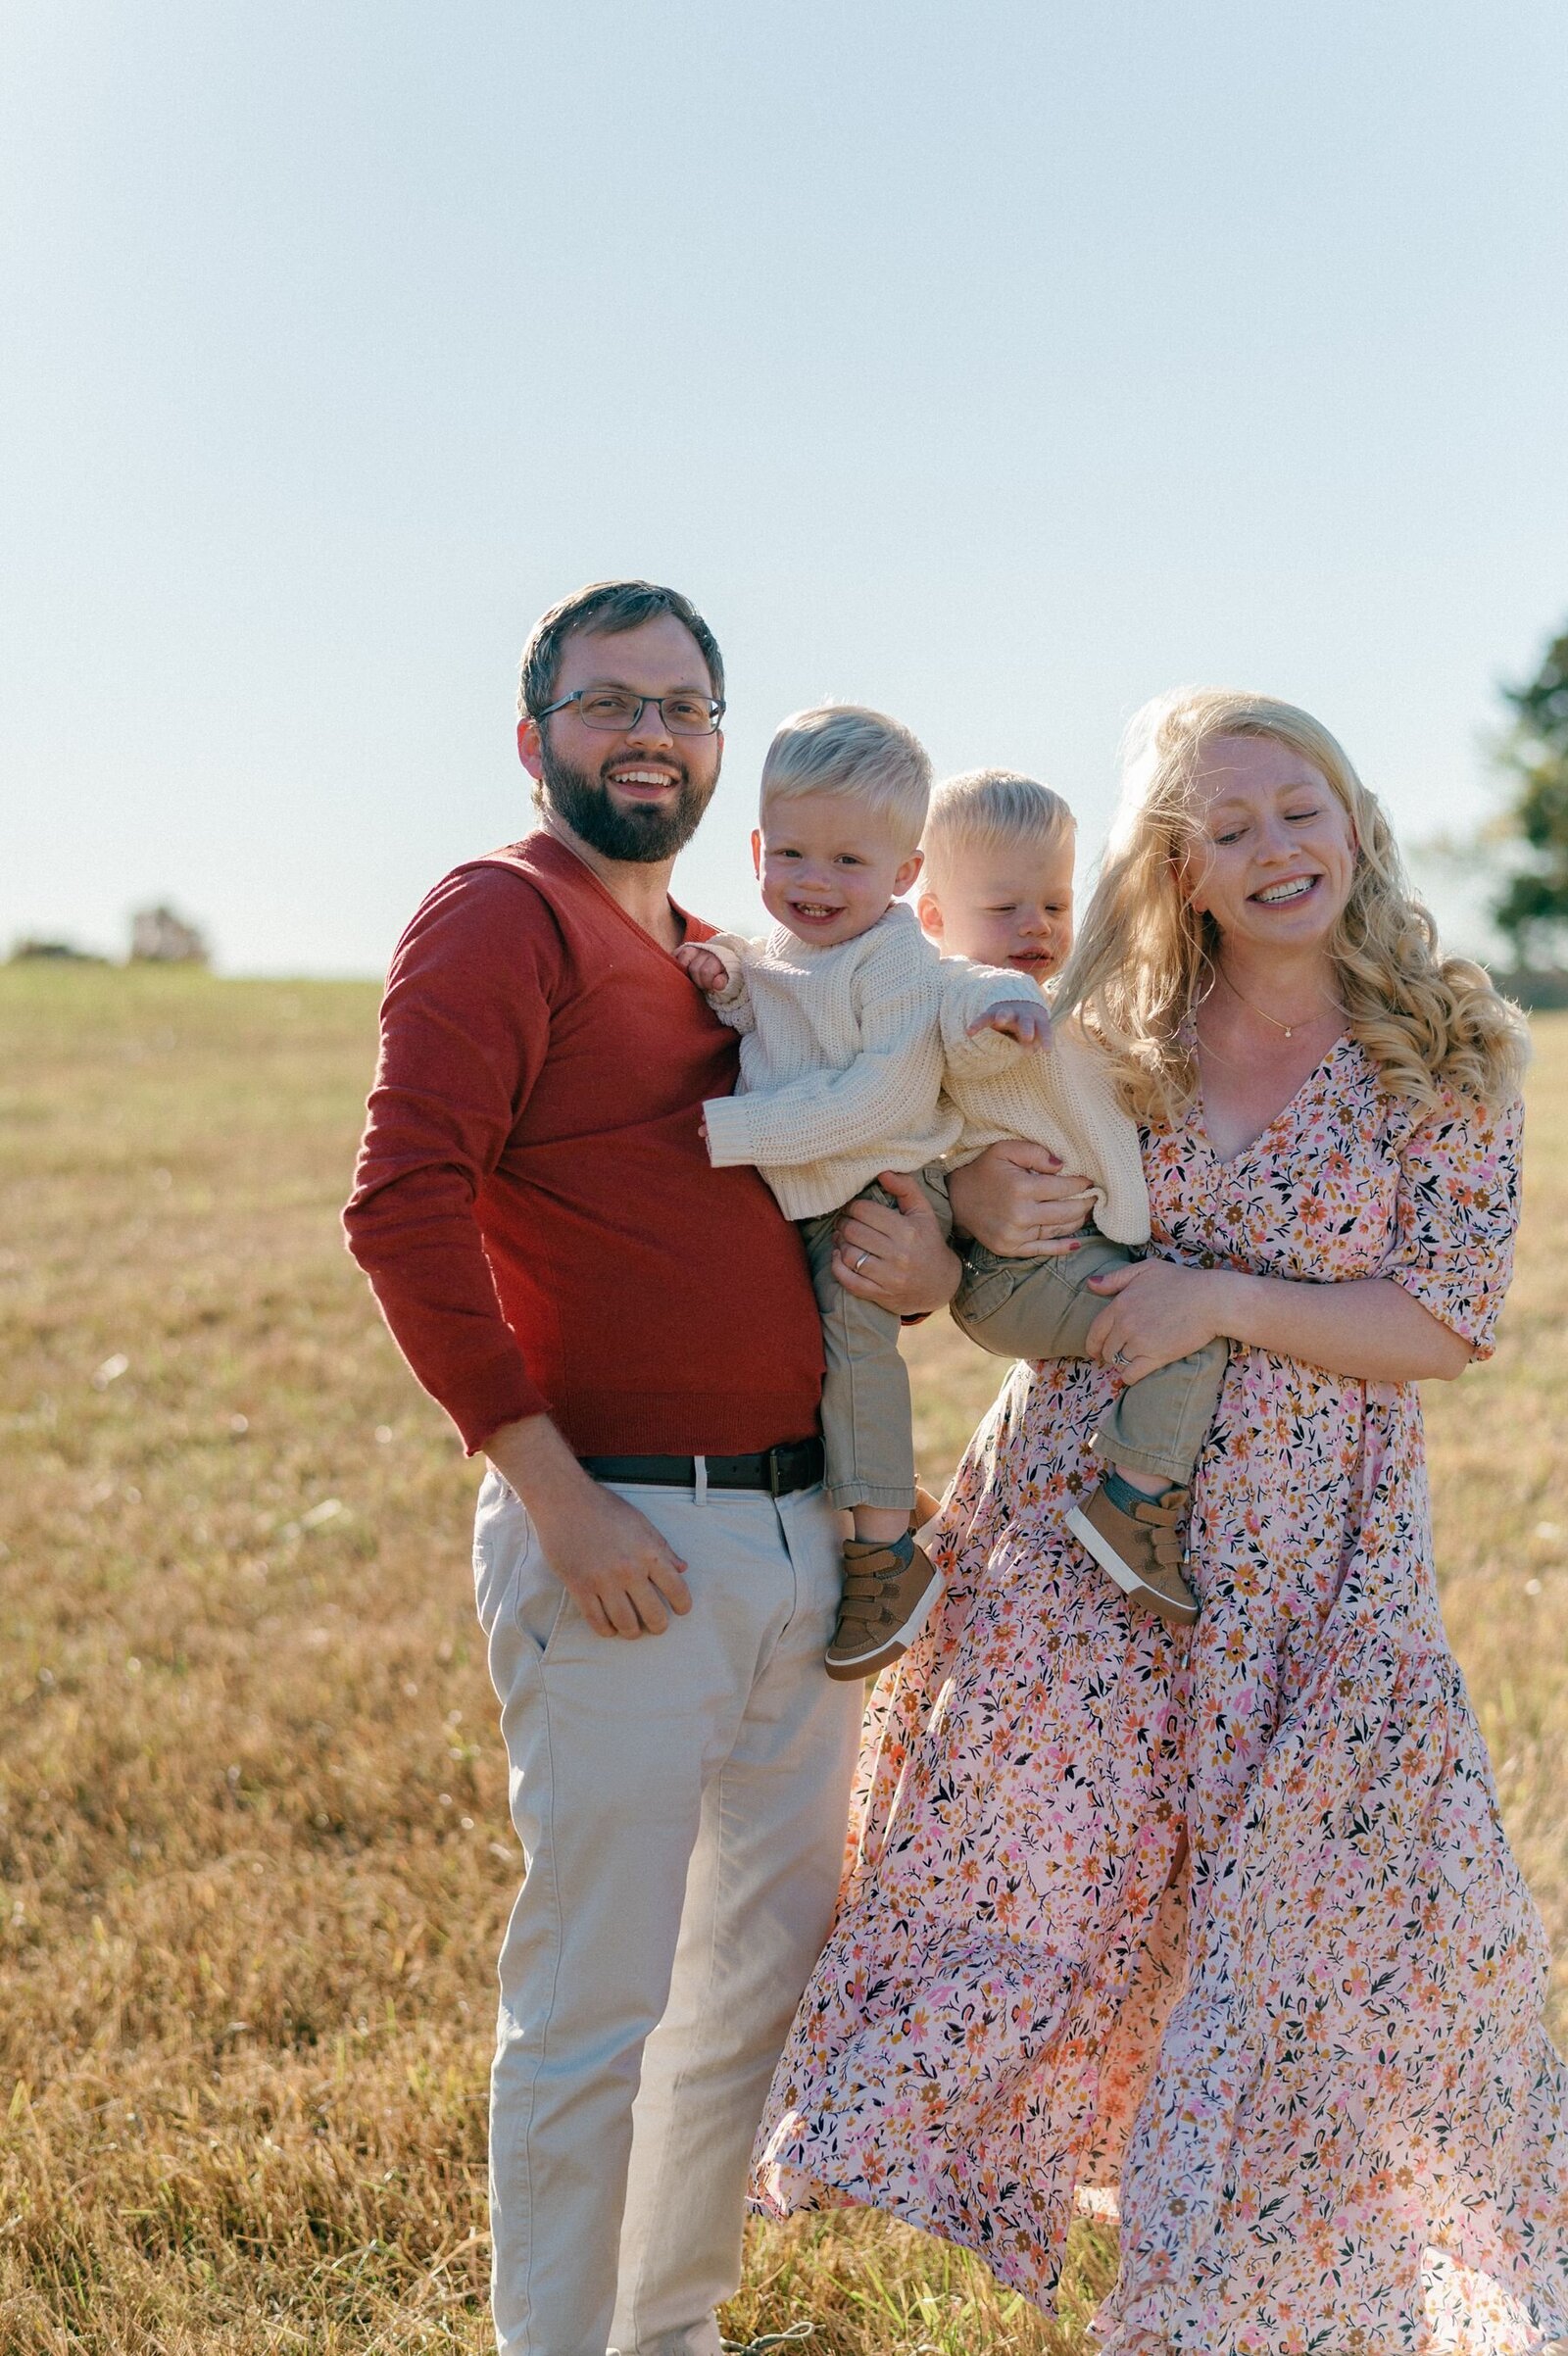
[953,1230,1228,1486]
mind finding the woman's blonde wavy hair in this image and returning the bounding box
[1056,688,1529,1126]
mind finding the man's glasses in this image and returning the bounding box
[532,686,725,737]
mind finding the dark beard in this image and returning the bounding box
[539,744,716,864]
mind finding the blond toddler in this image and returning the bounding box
[920,769,1228,1622]
[675,708,1045,1679]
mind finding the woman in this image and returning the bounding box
[753,691,1567,2353]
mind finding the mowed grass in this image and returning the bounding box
[1,963,1563,2356]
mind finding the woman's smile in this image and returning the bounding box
[1186,736,1357,955]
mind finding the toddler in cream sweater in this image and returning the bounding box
[675,707,1045,1680]
[919,769,1227,1625]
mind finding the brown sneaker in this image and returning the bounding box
[913,1480,944,1531]
[1065,1481,1199,1626]
[825,1535,943,1681]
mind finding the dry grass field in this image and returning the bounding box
[1,964,1564,2355]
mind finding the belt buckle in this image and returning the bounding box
[768,1440,816,1497]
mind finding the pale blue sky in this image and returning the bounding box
[5,2,1566,973]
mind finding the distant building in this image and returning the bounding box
[129,906,210,965]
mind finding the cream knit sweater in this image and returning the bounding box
[700,904,1022,1220]
[940,997,1151,1247]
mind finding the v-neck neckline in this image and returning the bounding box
[1192,1031,1351,1169]
[528,829,692,960]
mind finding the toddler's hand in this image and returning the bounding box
[970,1000,1053,1048]
[674,943,730,995]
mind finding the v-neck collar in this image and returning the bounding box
[518,829,695,959]
[1192,1031,1352,1169]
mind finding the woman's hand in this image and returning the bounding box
[946,1140,1096,1259]
[1088,1258,1475,1387]
[1084,1259,1226,1384]
[832,1171,962,1313]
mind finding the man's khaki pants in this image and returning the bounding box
[474,1468,861,2356]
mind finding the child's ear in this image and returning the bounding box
[893,847,924,899]
[751,829,762,879]
[916,889,945,942]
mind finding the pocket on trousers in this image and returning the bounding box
[953,1244,1021,1327]
[515,1561,570,1661]
[473,1481,558,1654]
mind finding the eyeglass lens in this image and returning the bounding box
[575,690,719,736]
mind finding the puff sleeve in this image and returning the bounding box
[1387,1091,1523,1361]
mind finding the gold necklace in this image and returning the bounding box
[1214,963,1344,1041]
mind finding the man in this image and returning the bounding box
[343,580,955,2356]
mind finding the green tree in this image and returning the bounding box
[1494,623,1568,964]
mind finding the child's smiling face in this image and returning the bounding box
[918,830,1076,981]
[754,793,923,951]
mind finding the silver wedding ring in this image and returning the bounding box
[1111,1346,1131,1367]
[854,1250,870,1273]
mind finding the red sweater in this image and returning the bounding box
[343,833,825,1456]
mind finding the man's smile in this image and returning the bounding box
[607,764,682,799]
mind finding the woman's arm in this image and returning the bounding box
[946,1139,1100,1258]
[836,1138,1098,1312]
[1084,1257,1473,1388]
[1086,1092,1520,1390]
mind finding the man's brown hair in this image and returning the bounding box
[518,580,725,719]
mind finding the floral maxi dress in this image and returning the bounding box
[753,1040,1568,2355]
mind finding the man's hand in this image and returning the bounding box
[968,1000,1053,1048]
[673,943,730,996]
[534,1485,694,1638]
[946,1139,1095,1258]
[832,1170,962,1312]
[485,1415,692,1639]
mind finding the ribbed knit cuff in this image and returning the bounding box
[441,1352,551,1456]
[702,1092,760,1168]
[942,1018,1024,1078]
[704,947,746,1006]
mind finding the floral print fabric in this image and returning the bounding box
[753,1040,1568,2354]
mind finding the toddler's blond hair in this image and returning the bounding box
[760,705,932,854]
[921,768,1075,892]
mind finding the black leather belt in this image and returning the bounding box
[579,1437,824,1497]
